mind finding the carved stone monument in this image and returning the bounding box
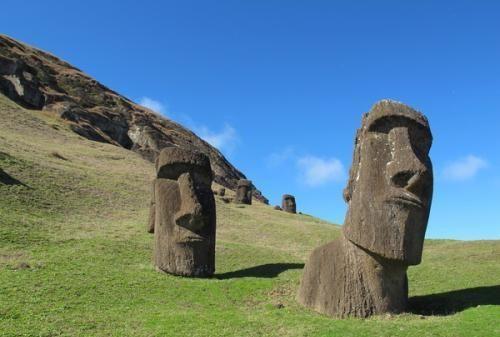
[151,147,216,277]
[297,100,433,318]
[282,194,296,214]
[234,179,252,205]
[218,187,226,197]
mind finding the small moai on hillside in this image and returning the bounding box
[297,100,434,318]
[218,187,226,197]
[281,194,296,214]
[273,205,282,211]
[234,179,252,205]
[150,147,216,277]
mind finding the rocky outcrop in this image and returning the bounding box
[0,34,267,202]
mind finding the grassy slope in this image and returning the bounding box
[0,93,498,337]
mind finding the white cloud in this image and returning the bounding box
[139,97,166,115]
[297,155,345,187]
[196,123,238,153]
[443,155,488,181]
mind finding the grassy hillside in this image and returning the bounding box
[0,93,499,337]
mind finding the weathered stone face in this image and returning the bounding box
[153,147,216,277]
[343,100,433,265]
[234,179,252,204]
[282,194,296,213]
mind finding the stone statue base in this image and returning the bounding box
[297,233,408,318]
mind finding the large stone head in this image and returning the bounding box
[153,147,216,276]
[343,100,433,265]
[282,194,297,214]
[234,179,252,205]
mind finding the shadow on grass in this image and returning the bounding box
[216,263,304,279]
[408,285,500,316]
[0,168,28,187]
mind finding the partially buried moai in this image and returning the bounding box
[297,100,433,318]
[282,194,296,213]
[150,147,216,277]
[234,179,252,204]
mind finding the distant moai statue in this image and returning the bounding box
[297,100,434,318]
[218,187,226,197]
[234,179,252,205]
[150,147,216,277]
[281,194,296,214]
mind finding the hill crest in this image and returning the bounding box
[0,34,267,202]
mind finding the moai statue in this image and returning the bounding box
[234,179,252,205]
[297,100,433,318]
[282,194,296,214]
[218,187,226,197]
[151,147,216,277]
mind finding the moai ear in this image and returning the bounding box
[343,187,351,203]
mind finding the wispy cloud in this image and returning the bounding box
[196,123,238,154]
[136,97,237,154]
[267,147,295,167]
[443,155,488,181]
[297,155,345,187]
[139,97,166,115]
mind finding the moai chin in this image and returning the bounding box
[151,147,216,277]
[282,194,296,214]
[297,100,433,318]
[234,179,252,204]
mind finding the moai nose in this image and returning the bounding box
[386,127,428,194]
[175,172,205,231]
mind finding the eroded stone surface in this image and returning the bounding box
[152,147,216,277]
[297,100,433,318]
[147,181,155,233]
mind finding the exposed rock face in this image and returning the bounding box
[281,194,296,214]
[153,147,216,277]
[234,179,252,205]
[297,100,433,318]
[0,34,267,203]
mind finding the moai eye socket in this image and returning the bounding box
[157,163,212,185]
[368,116,432,161]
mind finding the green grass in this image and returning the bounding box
[0,93,499,337]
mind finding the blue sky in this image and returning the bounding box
[2,0,499,240]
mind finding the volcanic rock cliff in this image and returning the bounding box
[0,34,267,202]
